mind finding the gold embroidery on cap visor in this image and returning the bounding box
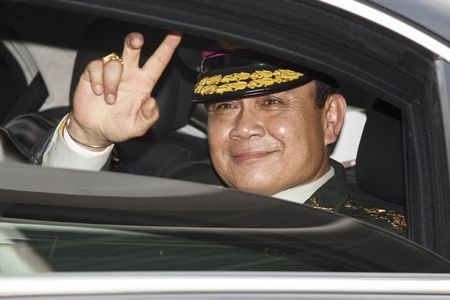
[194,69,303,97]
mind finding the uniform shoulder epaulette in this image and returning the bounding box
[340,198,407,233]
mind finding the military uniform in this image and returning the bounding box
[169,158,407,236]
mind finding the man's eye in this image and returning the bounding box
[213,103,235,111]
[264,98,282,105]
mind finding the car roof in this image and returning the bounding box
[368,0,450,43]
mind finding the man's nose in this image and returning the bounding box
[229,108,266,140]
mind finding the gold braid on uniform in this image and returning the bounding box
[309,196,334,212]
[342,199,407,231]
[308,196,407,232]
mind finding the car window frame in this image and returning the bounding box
[1,0,449,259]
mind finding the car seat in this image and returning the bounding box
[0,19,209,175]
[0,33,48,125]
[350,99,406,211]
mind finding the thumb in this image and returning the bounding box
[139,96,160,126]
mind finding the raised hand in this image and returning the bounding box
[68,32,182,149]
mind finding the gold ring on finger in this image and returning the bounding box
[102,52,123,65]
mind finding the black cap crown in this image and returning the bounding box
[192,48,313,103]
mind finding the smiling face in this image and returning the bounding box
[207,81,346,196]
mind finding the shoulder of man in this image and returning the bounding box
[306,160,407,236]
[309,194,407,237]
[308,190,407,237]
[339,197,407,236]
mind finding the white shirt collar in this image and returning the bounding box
[272,167,335,204]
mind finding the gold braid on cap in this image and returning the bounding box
[194,69,303,96]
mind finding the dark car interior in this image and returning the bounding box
[0,1,448,260]
[0,17,404,198]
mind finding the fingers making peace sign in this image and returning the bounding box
[69,32,182,150]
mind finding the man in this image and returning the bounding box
[34,32,406,235]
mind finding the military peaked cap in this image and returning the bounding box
[192,47,314,103]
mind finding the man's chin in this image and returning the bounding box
[233,182,276,196]
[215,158,283,195]
[227,173,280,196]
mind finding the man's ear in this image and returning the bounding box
[323,93,347,146]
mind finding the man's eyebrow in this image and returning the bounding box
[272,90,295,99]
[261,91,289,97]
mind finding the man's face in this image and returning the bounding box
[207,81,338,195]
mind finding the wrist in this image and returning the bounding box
[64,114,113,152]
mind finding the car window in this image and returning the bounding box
[1,213,448,273]
[0,221,373,273]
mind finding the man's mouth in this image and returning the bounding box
[231,150,278,163]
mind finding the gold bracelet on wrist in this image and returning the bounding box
[63,113,113,149]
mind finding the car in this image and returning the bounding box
[0,0,449,298]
